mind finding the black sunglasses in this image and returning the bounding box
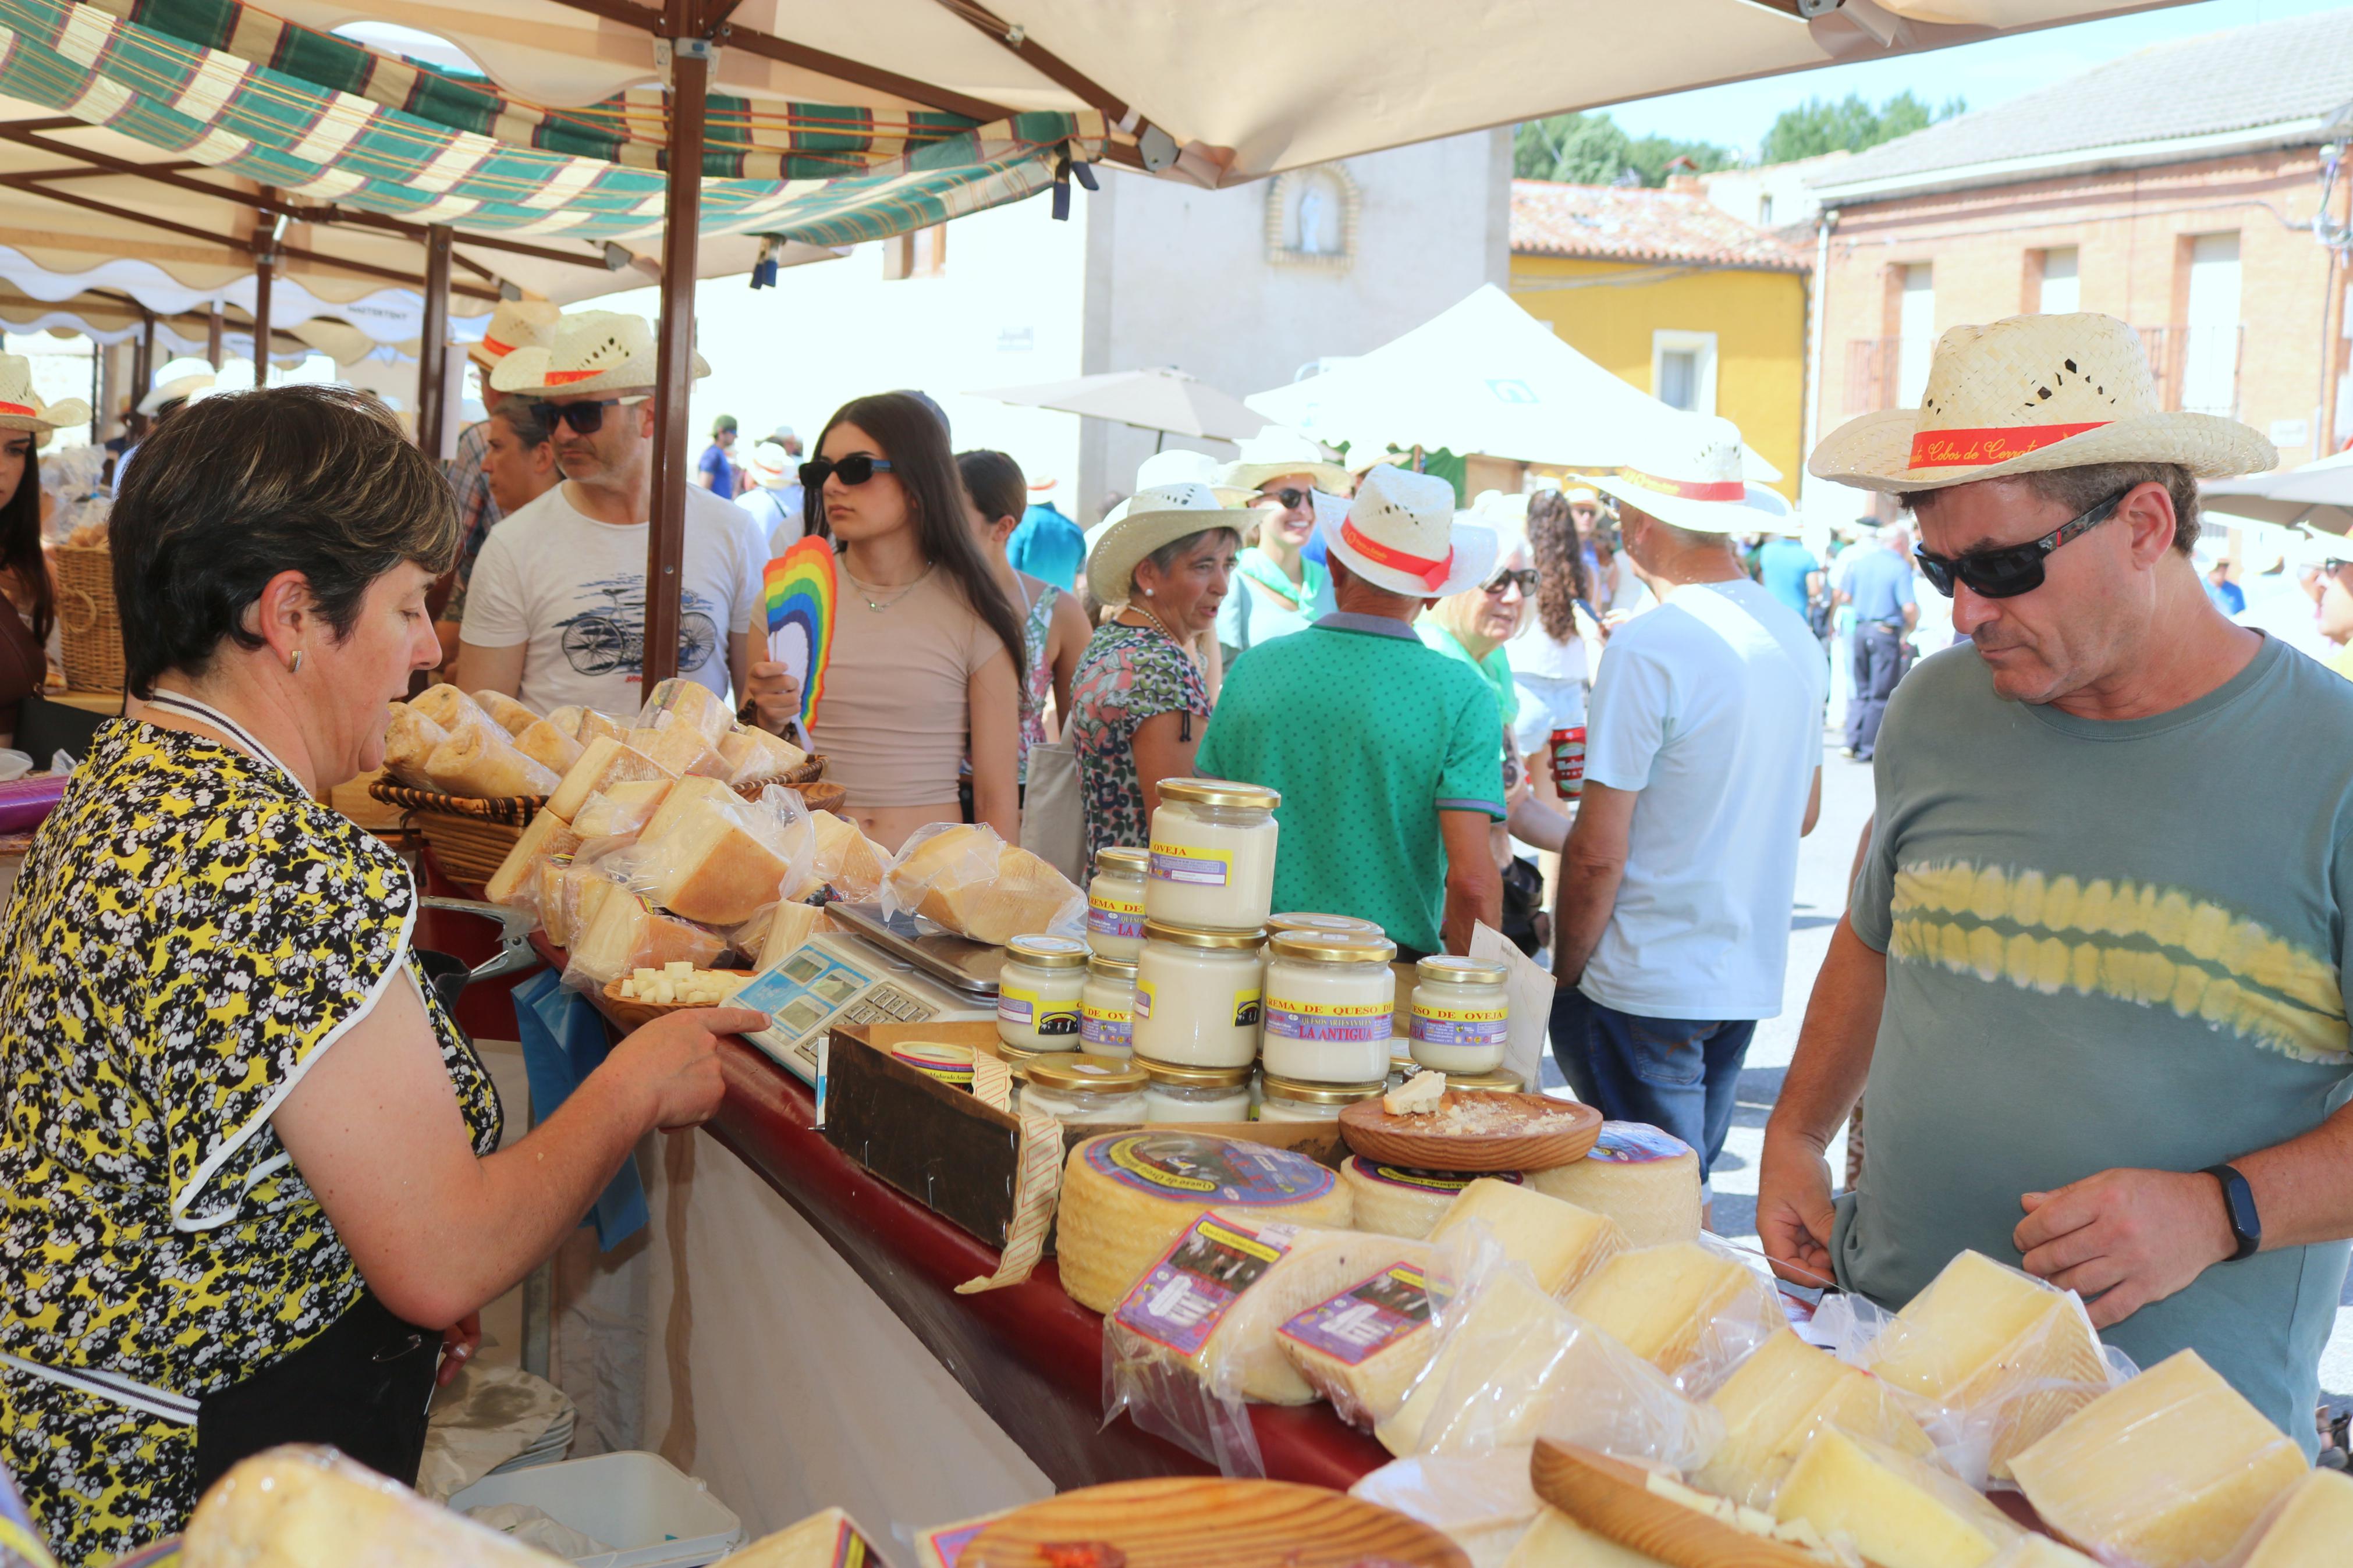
[1914,488,2130,600]
[800,454,896,489]
[530,398,634,435]
[1481,567,1539,595]
[1259,486,1311,511]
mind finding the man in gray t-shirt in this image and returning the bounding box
[1763,312,2351,1450]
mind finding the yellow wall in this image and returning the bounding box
[1510,255,1808,499]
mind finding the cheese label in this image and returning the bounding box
[1081,1000,1133,1052]
[1589,1121,1693,1163]
[1148,840,1233,887]
[1133,979,1155,1019]
[1264,997,1392,1043]
[1087,1130,1340,1204]
[1349,1157,1521,1194]
[1279,1263,1434,1366]
[892,1042,975,1091]
[996,984,1081,1038]
[1233,987,1262,1028]
[1114,1214,1299,1354]
[920,1519,989,1568]
[1411,1001,1508,1049]
[1087,889,1146,941]
[820,1519,881,1567]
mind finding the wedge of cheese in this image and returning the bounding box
[640,675,734,744]
[753,899,825,972]
[1982,1542,2099,1568]
[484,809,583,908]
[2011,1349,2308,1568]
[381,702,447,788]
[1110,1213,1431,1404]
[641,774,741,845]
[630,719,727,780]
[807,809,886,899]
[569,889,725,984]
[538,856,617,950]
[471,689,539,737]
[409,682,488,733]
[423,713,560,799]
[1773,1427,2022,1568]
[1427,1179,1626,1297]
[644,791,800,925]
[1278,1257,1442,1430]
[1502,1507,1669,1567]
[721,1506,890,1568]
[719,724,810,787]
[572,779,675,841]
[573,707,627,745]
[512,716,585,777]
[1695,1326,1937,1508]
[183,1445,549,1568]
[546,736,672,822]
[1868,1248,2109,1478]
[2241,1467,2353,1568]
[1561,1242,1781,1389]
[1527,1122,1701,1249]
[886,823,1083,944]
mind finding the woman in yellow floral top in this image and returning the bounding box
[0,386,765,1562]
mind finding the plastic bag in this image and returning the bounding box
[2217,1468,2353,1568]
[1691,1324,1944,1511]
[0,748,34,783]
[881,821,1085,944]
[423,701,560,799]
[570,778,676,841]
[717,724,811,788]
[558,837,726,989]
[382,702,448,790]
[1560,1234,1788,1398]
[805,806,887,901]
[637,676,734,746]
[627,707,729,780]
[604,782,814,927]
[1772,1426,2026,1567]
[1348,1449,1542,1568]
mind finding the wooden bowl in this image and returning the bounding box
[596,970,754,1032]
[966,1476,1468,1568]
[1339,1090,1602,1173]
[1531,1440,1827,1568]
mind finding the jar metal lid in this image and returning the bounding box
[1006,933,1091,969]
[1095,845,1149,878]
[1156,777,1281,811]
[1267,912,1385,938]
[1142,919,1270,950]
[1446,1069,1525,1091]
[1261,1073,1388,1105]
[1269,929,1399,965]
[1087,954,1140,981]
[993,1040,1041,1079]
[1025,1052,1149,1093]
[1417,955,1509,987]
[1138,1058,1255,1089]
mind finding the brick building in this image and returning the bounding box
[1804,9,2353,518]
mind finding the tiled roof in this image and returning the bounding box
[1813,8,2353,195]
[1510,180,1809,271]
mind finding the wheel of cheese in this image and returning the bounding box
[1527,1121,1701,1249]
[1344,1157,1519,1239]
[1056,1132,1353,1313]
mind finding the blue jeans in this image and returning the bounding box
[1549,987,1755,1182]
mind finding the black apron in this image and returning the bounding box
[193,1290,444,1492]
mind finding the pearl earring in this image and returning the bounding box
[1144,588,1155,596]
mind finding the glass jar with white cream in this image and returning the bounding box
[996,934,1089,1053]
[1258,1075,1386,1122]
[1019,1053,1148,1123]
[1131,919,1268,1070]
[1085,846,1149,960]
[1261,929,1399,1085]
[1409,955,1510,1075]
[1446,1069,1525,1093]
[1145,779,1280,931]
[1139,1060,1255,1123]
[1265,912,1385,943]
[1080,954,1138,1059]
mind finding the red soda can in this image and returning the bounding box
[1549,726,1587,797]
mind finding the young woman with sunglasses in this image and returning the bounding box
[800,394,1027,851]
[1214,479,1326,663]
[1419,535,1571,868]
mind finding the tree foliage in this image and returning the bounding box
[1758,91,1965,165]
[1513,113,1740,189]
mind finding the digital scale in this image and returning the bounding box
[732,902,1000,1115]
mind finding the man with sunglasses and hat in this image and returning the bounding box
[1760,312,2353,1450]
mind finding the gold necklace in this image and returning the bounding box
[843,560,936,612]
[1125,602,1182,646]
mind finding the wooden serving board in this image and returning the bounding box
[1340,1091,1601,1172]
[1530,1442,1837,1568]
[963,1477,1470,1568]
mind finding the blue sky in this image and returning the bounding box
[1600,0,2351,158]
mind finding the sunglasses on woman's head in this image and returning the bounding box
[1481,567,1539,596]
[800,454,896,489]
[530,398,637,436]
[1914,488,2131,600]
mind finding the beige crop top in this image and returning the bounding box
[810,567,1013,809]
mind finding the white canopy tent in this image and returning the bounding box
[2203,450,2353,534]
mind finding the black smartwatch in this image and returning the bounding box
[2201,1163,2261,1262]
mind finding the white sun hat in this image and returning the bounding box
[1218,425,1351,493]
[490,310,709,397]
[1811,312,2275,493]
[1084,481,1250,606]
[1317,464,1498,597]
[1136,447,1253,506]
[137,355,215,416]
[0,354,89,436]
[467,298,561,374]
[746,441,793,489]
[1574,413,1793,535]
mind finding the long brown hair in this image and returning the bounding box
[956,449,1027,530]
[1525,489,1592,643]
[810,394,1025,675]
[0,438,50,644]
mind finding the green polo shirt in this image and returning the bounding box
[1197,613,1505,955]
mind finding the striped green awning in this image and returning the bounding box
[0,0,1109,246]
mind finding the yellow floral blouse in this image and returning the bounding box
[0,720,502,1562]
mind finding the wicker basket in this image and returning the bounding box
[732,753,843,816]
[52,544,124,692]
[368,781,543,886]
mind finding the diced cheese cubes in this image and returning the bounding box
[1426,1179,1626,1297]
[1695,1325,1937,1508]
[1773,1427,2023,1568]
[1561,1242,1781,1388]
[615,965,746,1005]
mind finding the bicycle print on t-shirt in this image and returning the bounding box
[555,574,723,679]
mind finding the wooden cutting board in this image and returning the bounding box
[963,1477,1470,1568]
[1530,1441,1844,1568]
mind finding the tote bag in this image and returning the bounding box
[1020,735,1087,884]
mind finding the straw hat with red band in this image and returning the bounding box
[1810,312,2275,493]
[0,355,88,436]
[1316,464,1497,597]
[467,298,560,374]
[489,309,709,397]
[1573,414,1792,535]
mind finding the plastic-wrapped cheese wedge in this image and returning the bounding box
[1981,1541,2099,1568]
[1426,1179,1626,1297]
[637,791,805,925]
[573,780,675,841]
[1866,1248,2109,1480]
[1694,1326,1937,1509]
[547,736,672,821]
[382,702,448,788]
[885,823,1084,945]
[1346,1158,1516,1239]
[409,682,490,734]
[568,889,725,985]
[513,716,585,777]
[472,689,540,737]
[424,707,561,798]
[182,1445,557,1568]
[484,810,584,907]
[1773,1427,2022,1568]
[640,775,740,844]
[1560,1241,1784,1393]
[806,810,887,900]
[1279,1256,1443,1430]
[2240,1467,2353,1568]
[2010,1349,2308,1568]
[1109,1211,1430,1403]
[719,725,810,787]
[630,718,728,780]
[640,676,735,745]
[1501,1507,1667,1567]
[718,1506,890,1567]
[1526,1122,1701,1249]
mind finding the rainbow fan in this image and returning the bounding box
[764,536,836,728]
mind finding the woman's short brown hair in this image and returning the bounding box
[111,385,457,699]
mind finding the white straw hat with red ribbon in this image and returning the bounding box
[1810,312,2274,493]
[1316,464,1497,596]
[489,309,709,397]
[1573,414,1791,535]
[467,298,560,374]
[0,354,88,436]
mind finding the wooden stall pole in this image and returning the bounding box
[134,307,155,403]
[641,0,711,689]
[205,304,223,371]
[251,255,274,386]
[417,223,453,461]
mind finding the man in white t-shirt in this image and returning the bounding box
[1550,417,1826,1191]
[456,311,796,727]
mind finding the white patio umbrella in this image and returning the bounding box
[2203,450,2353,534]
[971,367,1269,443]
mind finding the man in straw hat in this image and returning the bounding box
[435,298,559,664]
[1195,465,1504,958]
[1758,311,2353,1445]
[1548,414,1825,1196]
[455,310,794,729]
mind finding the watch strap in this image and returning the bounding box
[2200,1163,2260,1262]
